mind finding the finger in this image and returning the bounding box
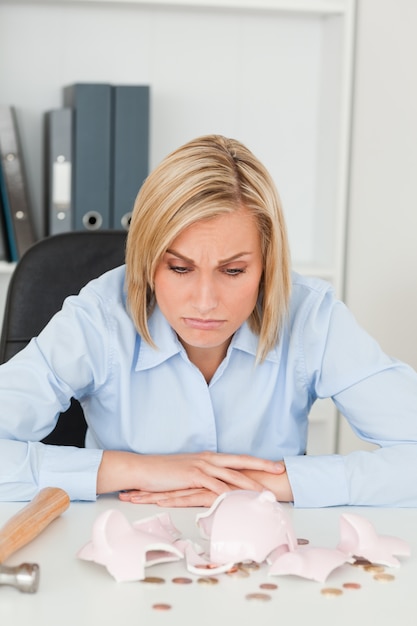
[118,490,142,501]
[199,463,274,493]
[200,452,285,474]
[130,488,208,500]
[155,492,218,508]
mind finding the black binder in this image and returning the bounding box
[44,108,73,235]
[0,105,36,261]
[112,85,150,230]
[63,83,112,231]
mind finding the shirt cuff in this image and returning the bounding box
[284,454,350,508]
[39,445,103,501]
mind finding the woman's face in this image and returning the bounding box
[153,209,263,363]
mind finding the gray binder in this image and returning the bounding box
[63,83,112,231]
[0,105,36,261]
[112,85,149,230]
[44,108,73,235]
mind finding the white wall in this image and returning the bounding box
[340,0,417,452]
[1,0,416,454]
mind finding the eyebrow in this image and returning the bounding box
[165,248,253,265]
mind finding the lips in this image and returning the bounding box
[182,317,226,331]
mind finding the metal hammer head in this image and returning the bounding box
[0,563,40,593]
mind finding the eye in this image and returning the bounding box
[224,268,245,276]
[169,264,191,274]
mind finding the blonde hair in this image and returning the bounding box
[125,134,291,362]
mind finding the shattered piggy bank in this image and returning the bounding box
[196,489,297,564]
[78,489,410,583]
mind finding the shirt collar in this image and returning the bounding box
[135,305,280,371]
[135,305,182,371]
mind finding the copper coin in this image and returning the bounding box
[352,556,372,567]
[245,592,272,602]
[172,577,193,584]
[297,538,310,545]
[152,603,172,611]
[321,587,343,597]
[197,576,219,585]
[343,582,362,590]
[226,565,239,575]
[141,576,165,584]
[240,561,260,570]
[235,568,250,578]
[364,564,385,573]
[259,583,278,590]
[374,573,395,582]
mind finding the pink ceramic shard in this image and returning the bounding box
[181,539,235,576]
[337,513,411,566]
[268,546,351,582]
[196,490,297,565]
[132,511,182,542]
[77,509,184,582]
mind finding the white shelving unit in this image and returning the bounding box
[0,0,356,454]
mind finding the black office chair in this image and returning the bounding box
[0,230,127,447]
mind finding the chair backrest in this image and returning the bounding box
[0,230,127,446]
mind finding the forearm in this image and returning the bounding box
[96,450,141,494]
[285,445,417,508]
[99,450,286,501]
[239,467,294,502]
[0,439,102,502]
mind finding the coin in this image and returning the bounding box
[321,587,343,597]
[364,564,385,573]
[297,538,310,545]
[352,556,372,567]
[245,592,272,602]
[197,576,219,585]
[152,603,172,611]
[342,582,362,590]
[172,577,193,584]
[141,576,165,584]
[374,573,395,582]
[259,583,278,590]
[235,568,250,578]
[240,561,260,570]
[226,565,239,575]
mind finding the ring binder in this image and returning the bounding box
[44,108,73,235]
[0,106,36,261]
[63,83,112,231]
[112,85,149,231]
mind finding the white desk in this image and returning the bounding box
[0,496,416,626]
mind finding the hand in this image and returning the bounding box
[119,487,218,507]
[118,462,293,508]
[97,449,285,501]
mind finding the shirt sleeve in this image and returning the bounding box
[284,286,417,507]
[0,283,112,502]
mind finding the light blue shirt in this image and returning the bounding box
[1,266,417,507]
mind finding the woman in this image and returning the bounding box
[1,135,417,507]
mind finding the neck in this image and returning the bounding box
[181,342,230,384]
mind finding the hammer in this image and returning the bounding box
[0,487,70,592]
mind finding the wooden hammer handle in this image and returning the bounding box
[0,487,70,563]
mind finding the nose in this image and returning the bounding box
[191,275,218,314]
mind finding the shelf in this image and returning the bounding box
[0,0,355,297]
[0,0,352,14]
[0,262,16,275]
[0,0,355,457]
